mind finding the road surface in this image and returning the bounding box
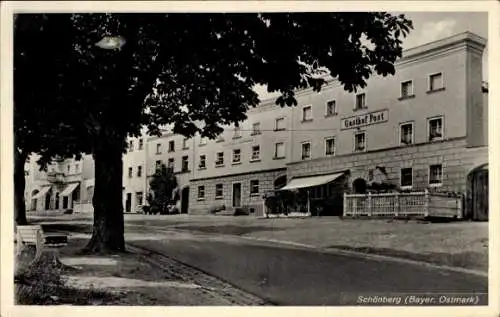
[41,218,488,305]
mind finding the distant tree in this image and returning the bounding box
[14,13,412,253]
[147,165,179,214]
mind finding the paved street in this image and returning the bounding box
[38,214,488,306]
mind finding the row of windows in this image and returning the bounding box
[399,164,443,188]
[127,116,444,175]
[299,72,445,121]
[197,180,260,200]
[127,73,445,152]
[47,163,80,174]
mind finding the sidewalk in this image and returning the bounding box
[15,235,265,305]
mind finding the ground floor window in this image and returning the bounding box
[400,168,413,189]
[198,186,205,200]
[215,184,223,199]
[429,164,443,186]
[250,180,259,195]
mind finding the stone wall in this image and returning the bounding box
[287,138,487,194]
[189,168,286,215]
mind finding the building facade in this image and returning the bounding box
[24,154,95,213]
[24,31,488,217]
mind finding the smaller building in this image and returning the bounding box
[25,154,95,213]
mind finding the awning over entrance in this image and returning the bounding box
[61,183,79,196]
[279,172,345,191]
[32,186,51,199]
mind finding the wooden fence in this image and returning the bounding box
[343,190,463,218]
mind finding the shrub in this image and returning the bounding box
[209,205,226,214]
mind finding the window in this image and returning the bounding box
[354,132,366,152]
[198,186,205,200]
[67,165,70,173]
[355,93,366,110]
[233,149,241,163]
[326,100,337,116]
[75,164,79,173]
[136,192,143,206]
[274,142,285,159]
[400,80,413,98]
[129,140,134,152]
[138,139,144,150]
[250,180,259,195]
[233,126,241,139]
[199,137,207,146]
[137,166,142,177]
[156,143,161,154]
[199,155,206,169]
[429,73,444,92]
[183,138,189,149]
[155,160,162,170]
[128,167,133,178]
[428,117,443,141]
[400,168,413,188]
[167,158,174,170]
[251,145,260,161]
[215,184,223,199]
[302,106,313,121]
[301,142,311,160]
[216,152,224,166]
[325,138,335,156]
[168,140,175,152]
[275,118,285,131]
[182,156,189,172]
[429,164,443,186]
[252,122,261,135]
[400,122,414,145]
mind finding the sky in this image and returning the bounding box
[255,11,489,100]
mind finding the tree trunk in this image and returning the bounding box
[83,136,125,254]
[14,150,28,226]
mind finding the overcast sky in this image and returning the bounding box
[255,11,489,100]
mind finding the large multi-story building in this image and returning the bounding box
[24,31,489,218]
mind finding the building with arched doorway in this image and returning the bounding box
[24,32,488,219]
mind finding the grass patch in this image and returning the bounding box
[15,251,120,305]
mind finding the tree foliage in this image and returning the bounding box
[147,165,179,214]
[14,12,412,252]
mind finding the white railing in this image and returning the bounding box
[343,190,462,218]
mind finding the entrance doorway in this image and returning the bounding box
[125,193,132,213]
[63,196,69,209]
[181,186,190,214]
[55,192,60,210]
[232,183,242,207]
[466,164,488,221]
[352,178,367,194]
[45,193,51,210]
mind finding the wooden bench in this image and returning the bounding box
[16,225,68,263]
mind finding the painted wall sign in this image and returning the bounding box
[341,109,389,130]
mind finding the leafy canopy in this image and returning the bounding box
[21,13,412,148]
